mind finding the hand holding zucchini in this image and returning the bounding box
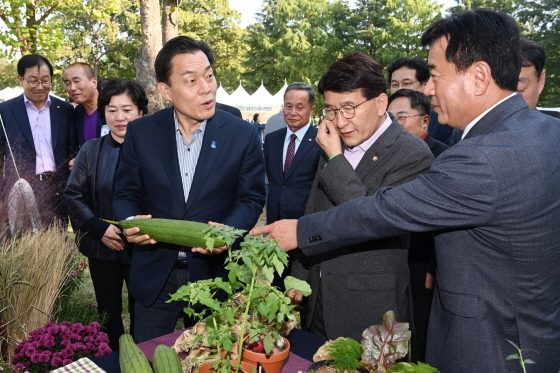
[103,217,229,250]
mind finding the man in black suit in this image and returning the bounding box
[264,82,321,225]
[64,63,105,146]
[113,36,265,343]
[0,54,77,226]
[388,57,453,144]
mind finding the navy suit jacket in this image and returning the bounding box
[423,133,448,158]
[0,94,77,200]
[297,94,560,372]
[263,125,321,223]
[113,108,265,307]
[74,104,105,146]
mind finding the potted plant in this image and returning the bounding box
[168,226,312,373]
[309,311,439,373]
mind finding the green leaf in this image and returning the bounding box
[284,276,312,296]
[505,354,520,360]
[263,333,274,353]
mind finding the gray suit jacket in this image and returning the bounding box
[296,95,560,372]
[292,119,433,341]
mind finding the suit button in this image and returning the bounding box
[282,186,286,189]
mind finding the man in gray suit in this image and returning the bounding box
[253,9,560,372]
[287,52,433,342]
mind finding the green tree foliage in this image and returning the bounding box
[242,0,347,96]
[178,0,247,93]
[352,0,443,66]
[0,0,77,57]
[49,0,140,94]
[516,0,560,106]
[0,58,17,91]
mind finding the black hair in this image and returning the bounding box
[421,9,521,91]
[66,62,96,79]
[284,82,316,106]
[520,38,546,78]
[318,52,387,99]
[387,57,430,84]
[388,89,431,115]
[155,36,215,85]
[98,80,149,120]
[253,113,260,122]
[17,54,53,77]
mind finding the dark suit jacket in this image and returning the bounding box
[292,120,434,341]
[0,94,77,201]
[113,108,266,307]
[427,111,453,145]
[216,103,242,119]
[423,134,448,158]
[74,104,105,146]
[263,125,321,223]
[296,95,560,372]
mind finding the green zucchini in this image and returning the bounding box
[103,218,227,249]
[119,333,153,373]
[152,344,183,373]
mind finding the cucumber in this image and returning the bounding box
[119,334,153,373]
[103,218,227,249]
[152,344,183,373]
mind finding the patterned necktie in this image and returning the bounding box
[283,134,297,177]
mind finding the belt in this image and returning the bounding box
[174,259,189,269]
[36,171,57,181]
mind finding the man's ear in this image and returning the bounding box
[538,69,546,95]
[157,82,172,102]
[377,93,388,116]
[472,61,492,96]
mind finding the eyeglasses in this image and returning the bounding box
[322,98,372,121]
[24,78,51,87]
[395,114,426,125]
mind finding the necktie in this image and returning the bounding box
[283,134,297,177]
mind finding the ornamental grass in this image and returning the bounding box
[0,225,77,363]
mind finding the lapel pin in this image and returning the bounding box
[57,106,60,108]
[372,156,378,161]
[308,138,312,141]
[211,141,217,148]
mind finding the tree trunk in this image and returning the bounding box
[135,0,165,114]
[162,0,179,44]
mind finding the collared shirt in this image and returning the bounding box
[175,112,206,203]
[83,108,99,142]
[462,92,517,139]
[282,123,311,165]
[344,113,392,169]
[24,94,55,174]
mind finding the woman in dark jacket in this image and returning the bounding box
[65,80,148,350]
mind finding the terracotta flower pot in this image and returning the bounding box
[242,337,290,373]
[197,360,258,373]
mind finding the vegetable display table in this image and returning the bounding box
[92,328,326,373]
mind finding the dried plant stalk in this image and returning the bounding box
[0,225,75,363]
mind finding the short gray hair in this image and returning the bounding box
[284,82,316,106]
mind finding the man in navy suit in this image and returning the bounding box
[264,82,321,225]
[253,10,560,372]
[113,36,265,343]
[0,54,77,226]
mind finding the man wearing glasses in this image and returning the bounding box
[287,52,433,342]
[0,54,77,226]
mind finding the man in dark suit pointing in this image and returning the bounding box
[252,9,560,372]
[113,36,265,342]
